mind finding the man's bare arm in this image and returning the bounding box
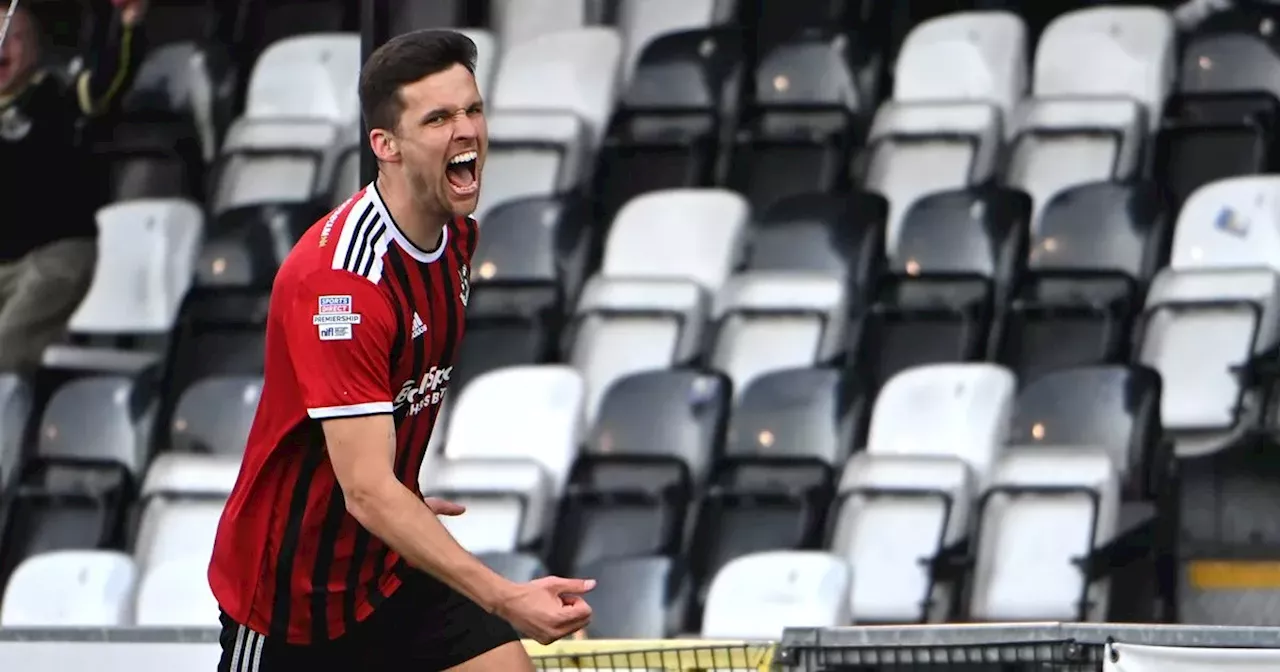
[322,414,517,612]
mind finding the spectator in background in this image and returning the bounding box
[0,0,146,374]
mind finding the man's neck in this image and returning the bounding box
[375,173,446,252]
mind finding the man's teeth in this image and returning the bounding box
[448,151,478,165]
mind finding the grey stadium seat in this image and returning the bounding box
[169,375,263,455]
[579,555,676,638]
[0,374,31,493]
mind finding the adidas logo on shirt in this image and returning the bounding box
[411,312,428,339]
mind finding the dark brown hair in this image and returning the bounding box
[358,29,477,132]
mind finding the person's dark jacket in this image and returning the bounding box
[0,10,145,262]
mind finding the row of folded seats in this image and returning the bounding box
[189,4,1280,296]
[0,360,1169,638]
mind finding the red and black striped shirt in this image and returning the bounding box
[209,183,476,644]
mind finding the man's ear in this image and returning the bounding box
[369,128,400,163]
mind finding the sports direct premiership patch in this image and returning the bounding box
[318,295,353,313]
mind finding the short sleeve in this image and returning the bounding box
[285,269,398,420]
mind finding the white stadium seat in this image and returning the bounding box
[831,452,974,623]
[570,276,709,424]
[38,376,153,477]
[491,0,587,50]
[866,363,1017,480]
[893,10,1028,121]
[477,27,622,220]
[430,366,586,549]
[169,375,262,455]
[0,551,137,626]
[0,373,31,492]
[213,117,353,213]
[69,199,203,335]
[863,102,1002,257]
[133,558,220,627]
[140,452,243,500]
[710,272,847,396]
[826,363,1013,623]
[425,459,546,553]
[1034,6,1175,131]
[969,447,1120,621]
[244,33,361,123]
[1138,176,1280,456]
[602,188,750,292]
[460,28,499,101]
[701,551,852,639]
[132,497,226,572]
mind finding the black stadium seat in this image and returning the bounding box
[452,197,588,394]
[592,28,743,227]
[743,191,886,292]
[1009,365,1166,500]
[578,555,676,639]
[853,186,1029,390]
[547,371,730,576]
[993,181,1169,382]
[724,28,878,210]
[1157,28,1280,207]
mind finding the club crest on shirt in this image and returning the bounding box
[459,265,470,307]
[0,106,32,142]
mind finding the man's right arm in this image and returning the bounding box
[320,412,518,612]
[282,269,518,611]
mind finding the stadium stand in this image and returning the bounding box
[16,1,1280,670]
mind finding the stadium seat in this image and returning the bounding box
[892,11,1028,122]
[743,192,886,290]
[853,187,1029,390]
[491,0,586,50]
[160,289,270,421]
[746,0,867,73]
[614,0,725,78]
[1010,6,1174,229]
[0,550,137,626]
[459,29,498,100]
[478,28,623,220]
[725,28,877,210]
[132,454,237,572]
[827,363,1014,623]
[100,42,226,201]
[569,277,709,424]
[1157,19,1280,208]
[194,218,282,289]
[710,273,848,396]
[967,447,1121,621]
[701,551,851,638]
[548,371,729,575]
[723,367,864,476]
[993,181,1170,382]
[579,555,676,638]
[1137,176,1280,457]
[388,0,464,37]
[46,200,203,373]
[211,118,354,215]
[600,189,749,291]
[427,366,586,551]
[168,375,262,455]
[330,146,362,207]
[243,33,361,124]
[133,558,220,626]
[1009,364,1166,500]
[457,197,590,392]
[477,552,547,583]
[592,27,743,227]
[862,102,1002,257]
[0,374,32,493]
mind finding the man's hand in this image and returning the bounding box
[495,576,596,645]
[111,0,148,26]
[423,496,465,516]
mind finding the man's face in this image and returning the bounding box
[387,63,487,218]
[0,8,37,96]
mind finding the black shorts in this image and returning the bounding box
[216,570,521,671]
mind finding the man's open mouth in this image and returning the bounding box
[445,150,478,194]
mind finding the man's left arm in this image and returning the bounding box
[76,0,147,117]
